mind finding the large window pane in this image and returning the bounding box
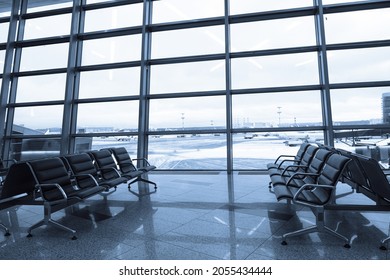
[324,8,390,44]
[148,134,227,169]
[0,2,11,17]
[84,3,143,32]
[149,96,226,130]
[231,52,319,89]
[152,0,224,24]
[231,16,316,52]
[12,105,64,133]
[233,131,324,169]
[323,0,369,4]
[0,50,5,69]
[331,87,390,125]
[79,68,140,98]
[76,101,139,131]
[27,0,72,12]
[232,91,322,128]
[150,60,225,94]
[327,47,390,84]
[334,129,390,168]
[81,35,142,66]
[0,22,9,43]
[16,74,66,102]
[151,25,225,59]
[24,14,71,40]
[230,0,313,15]
[20,43,69,71]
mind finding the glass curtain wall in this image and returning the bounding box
[0,0,389,170]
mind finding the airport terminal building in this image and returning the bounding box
[0,0,390,261]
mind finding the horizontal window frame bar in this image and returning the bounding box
[77,61,141,72]
[0,16,10,23]
[83,0,144,11]
[22,6,73,19]
[14,36,70,48]
[12,68,68,77]
[78,26,143,41]
[148,90,227,99]
[7,100,64,107]
[75,96,140,104]
[323,0,390,14]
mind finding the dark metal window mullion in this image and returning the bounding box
[61,0,84,155]
[2,0,27,160]
[137,0,152,165]
[314,0,334,146]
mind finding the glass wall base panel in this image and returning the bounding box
[232,131,324,170]
[148,134,227,170]
[75,136,138,156]
[10,137,62,161]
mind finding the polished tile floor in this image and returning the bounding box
[0,172,389,260]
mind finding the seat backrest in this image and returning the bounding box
[355,154,390,201]
[299,145,319,167]
[0,161,36,199]
[110,147,137,174]
[295,143,311,161]
[89,150,119,180]
[306,149,333,174]
[316,153,351,186]
[63,153,99,189]
[27,157,74,200]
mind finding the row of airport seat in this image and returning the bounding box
[267,143,390,250]
[0,147,156,240]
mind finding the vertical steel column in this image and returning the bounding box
[1,0,27,160]
[314,0,334,146]
[61,0,83,155]
[137,0,152,166]
[0,0,20,158]
[225,0,233,173]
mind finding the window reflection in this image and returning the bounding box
[24,14,71,40]
[76,101,139,131]
[79,68,140,98]
[230,16,316,52]
[19,43,69,71]
[327,47,390,84]
[150,60,225,94]
[81,35,142,66]
[231,52,319,89]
